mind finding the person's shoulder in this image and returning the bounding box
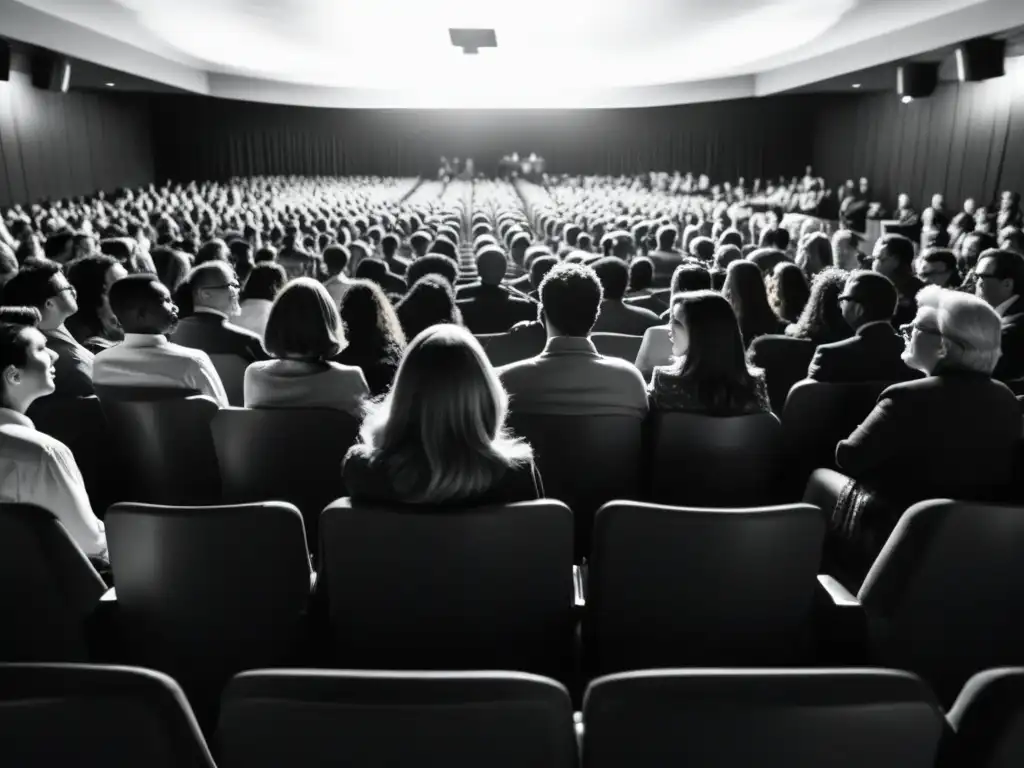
[0,422,49,457]
[167,340,218,365]
[225,321,262,343]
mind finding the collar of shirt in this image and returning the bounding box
[995,295,1020,317]
[0,407,34,429]
[194,307,229,321]
[856,320,895,336]
[121,333,169,348]
[542,336,598,356]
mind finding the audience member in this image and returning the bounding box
[322,244,353,308]
[236,262,287,337]
[915,247,959,288]
[871,234,923,327]
[457,249,535,334]
[796,232,833,279]
[405,254,459,288]
[150,248,191,293]
[64,254,128,353]
[396,274,463,341]
[831,230,863,272]
[768,262,809,324]
[344,324,542,504]
[591,257,662,335]
[171,261,265,363]
[335,279,406,397]
[974,248,1024,381]
[0,244,17,291]
[723,259,786,348]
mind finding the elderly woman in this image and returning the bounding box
[804,285,1020,588]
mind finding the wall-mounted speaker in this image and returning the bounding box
[897,62,939,99]
[955,38,1006,82]
[0,40,10,83]
[31,52,71,92]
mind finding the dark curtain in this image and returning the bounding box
[150,94,819,183]
[0,56,155,207]
[812,60,1024,210]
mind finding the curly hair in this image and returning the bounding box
[786,267,852,344]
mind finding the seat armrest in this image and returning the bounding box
[100,587,117,602]
[573,564,585,608]
[813,574,867,664]
[816,574,859,607]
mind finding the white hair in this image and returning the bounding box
[915,285,1002,374]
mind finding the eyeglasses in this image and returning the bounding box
[54,285,77,297]
[205,282,241,292]
[837,295,860,303]
[899,322,942,342]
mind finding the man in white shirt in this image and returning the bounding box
[322,244,354,308]
[0,307,106,559]
[94,274,229,406]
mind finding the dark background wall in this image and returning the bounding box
[0,53,155,207]
[812,59,1024,210]
[149,95,819,184]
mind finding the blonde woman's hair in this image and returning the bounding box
[915,284,1002,374]
[356,323,532,503]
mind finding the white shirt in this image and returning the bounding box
[323,274,353,309]
[995,295,1020,318]
[93,333,230,407]
[236,299,273,338]
[0,408,106,558]
[634,324,674,375]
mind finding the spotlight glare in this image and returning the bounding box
[852,83,861,88]
[901,95,914,104]
[105,82,115,87]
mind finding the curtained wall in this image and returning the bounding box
[150,95,819,184]
[0,55,155,207]
[812,58,1024,211]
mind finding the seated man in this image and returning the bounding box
[456,249,537,334]
[624,257,670,315]
[498,262,648,419]
[96,274,229,405]
[974,248,1024,382]
[647,225,683,286]
[1,258,94,397]
[0,307,106,560]
[871,234,924,328]
[591,257,662,336]
[807,271,919,383]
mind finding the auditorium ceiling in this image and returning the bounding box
[3,0,1024,107]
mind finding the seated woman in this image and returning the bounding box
[236,262,287,338]
[768,262,810,325]
[64,254,128,353]
[649,290,770,415]
[243,277,369,415]
[0,307,107,561]
[343,324,542,505]
[396,274,463,341]
[723,259,787,348]
[806,285,1020,587]
[334,280,406,398]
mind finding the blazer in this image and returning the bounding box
[807,322,920,384]
[836,368,1021,504]
[457,288,537,335]
[342,445,544,506]
[170,310,267,363]
[498,335,649,419]
[593,300,663,336]
[747,334,816,412]
[993,295,1024,382]
[44,325,94,398]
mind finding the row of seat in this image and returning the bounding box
[4,663,1022,768]
[8,497,1024,715]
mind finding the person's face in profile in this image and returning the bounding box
[144,282,179,334]
[901,309,943,374]
[916,259,951,287]
[669,316,689,358]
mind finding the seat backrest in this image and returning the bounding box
[781,379,890,490]
[217,670,576,768]
[587,501,825,675]
[93,384,201,401]
[211,407,358,547]
[506,413,644,558]
[477,330,545,368]
[0,504,107,662]
[945,668,1024,768]
[0,663,215,768]
[105,502,312,673]
[649,411,784,507]
[319,499,574,679]
[582,669,943,768]
[591,333,643,363]
[99,395,221,506]
[207,353,248,406]
[860,500,1024,707]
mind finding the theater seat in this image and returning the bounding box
[93,384,201,401]
[586,501,830,676]
[207,353,249,407]
[591,332,643,363]
[582,669,943,768]
[105,501,314,726]
[649,411,784,506]
[477,327,545,367]
[217,670,577,768]
[0,663,215,768]
[507,413,643,558]
[0,504,108,662]
[211,407,359,547]
[319,498,574,680]
[944,668,1024,768]
[98,395,221,506]
[859,500,1024,707]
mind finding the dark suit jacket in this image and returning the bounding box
[836,369,1020,504]
[593,300,662,336]
[506,274,532,293]
[891,274,925,330]
[807,322,920,384]
[44,325,95,398]
[993,295,1024,382]
[747,334,816,412]
[457,288,537,335]
[170,310,266,363]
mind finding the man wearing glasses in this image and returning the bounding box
[974,248,1024,381]
[0,259,94,397]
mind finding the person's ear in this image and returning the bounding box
[3,364,20,389]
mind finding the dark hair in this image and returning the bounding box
[529,255,558,291]
[43,229,75,262]
[397,274,462,341]
[669,291,763,415]
[787,267,851,344]
[263,277,345,361]
[748,248,790,275]
[769,262,810,324]
[722,259,780,347]
[960,232,998,272]
[242,262,287,302]
[877,234,915,271]
[1,258,61,309]
[406,254,459,287]
[323,244,350,275]
[195,238,230,266]
[977,249,1024,295]
[108,273,165,328]
[592,257,630,301]
[65,254,122,341]
[538,262,603,337]
[919,248,961,287]
[255,245,278,263]
[672,263,712,294]
[714,245,742,270]
[0,307,42,383]
[429,238,457,259]
[339,279,406,361]
[150,248,190,293]
[628,257,653,292]
[354,258,388,286]
[657,225,678,251]
[718,228,743,248]
[689,236,715,262]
